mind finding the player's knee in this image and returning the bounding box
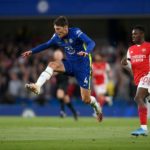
[134,95,144,105]
[82,95,91,104]
[57,89,64,99]
[48,62,59,70]
[134,95,139,103]
[64,95,70,103]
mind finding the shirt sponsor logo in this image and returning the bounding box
[65,46,75,55]
[131,55,146,62]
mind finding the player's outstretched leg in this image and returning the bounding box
[25,66,53,95]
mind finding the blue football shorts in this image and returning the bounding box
[62,57,92,89]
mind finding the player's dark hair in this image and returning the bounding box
[53,16,69,27]
[133,25,145,33]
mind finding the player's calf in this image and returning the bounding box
[90,96,103,122]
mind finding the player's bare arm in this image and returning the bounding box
[121,56,132,74]
[121,56,128,66]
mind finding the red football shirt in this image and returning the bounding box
[127,42,150,85]
[92,62,110,85]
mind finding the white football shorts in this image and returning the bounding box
[138,73,150,91]
[94,84,107,95]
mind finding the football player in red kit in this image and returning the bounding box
[92,53,112,107]
[121,25,149,136]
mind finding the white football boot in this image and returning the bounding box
[25,83,40,95]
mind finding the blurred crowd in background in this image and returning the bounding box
[0,23,137,106]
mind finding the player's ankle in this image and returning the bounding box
[141,125,148,130]
[35,83,41,88]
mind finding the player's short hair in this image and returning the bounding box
[53,16,69,27]
[133,25,145,33]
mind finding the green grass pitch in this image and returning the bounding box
[0,117,149,150]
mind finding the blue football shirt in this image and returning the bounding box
[31,27,95,60]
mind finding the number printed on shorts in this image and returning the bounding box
[141,76,150,85]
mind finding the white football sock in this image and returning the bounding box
[90,96,102,114]
[141,125,148,130]
[36,66,53,87]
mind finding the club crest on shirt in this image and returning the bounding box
[69,38,73,44]
[142,48,146,52]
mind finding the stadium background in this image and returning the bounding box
[0,0,150,117]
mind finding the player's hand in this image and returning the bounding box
[21,50,32,58]
[121,56,128,66]
[77,51,88,57]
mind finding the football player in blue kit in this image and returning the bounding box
[21,16,102,122]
